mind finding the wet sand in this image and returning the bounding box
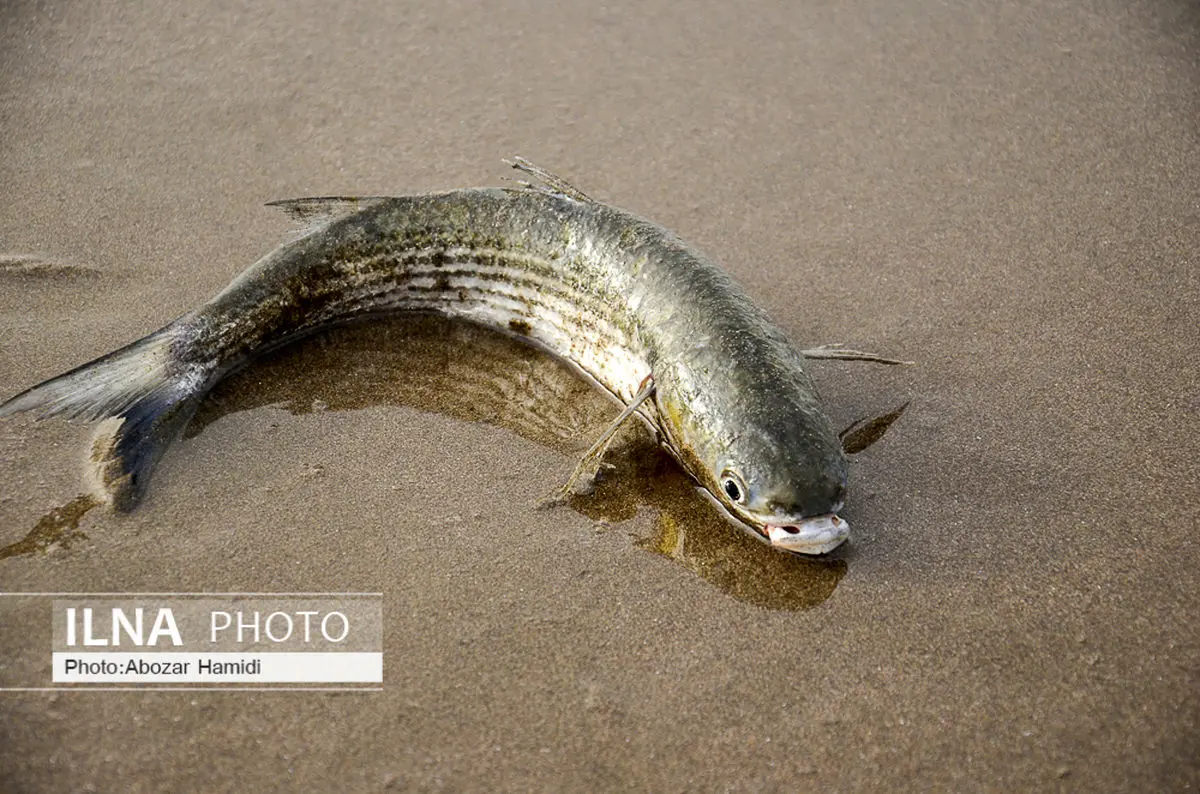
[1,0,1197,790]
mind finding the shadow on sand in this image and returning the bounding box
[7,315,870,610]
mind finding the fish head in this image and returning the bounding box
[657,361,851,556]
[709,425,850,555]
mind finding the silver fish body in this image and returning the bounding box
[0,173,850,554]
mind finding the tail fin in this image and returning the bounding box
[0,325,210,510]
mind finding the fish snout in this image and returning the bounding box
[765,514,849,555]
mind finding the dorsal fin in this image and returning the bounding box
[504,156,594,202]
[265,197,388,236]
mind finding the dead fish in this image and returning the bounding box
[0,158,907,555]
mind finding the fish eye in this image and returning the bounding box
[720,469,747,505]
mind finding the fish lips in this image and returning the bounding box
[763,514,849,555]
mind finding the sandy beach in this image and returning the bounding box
[1,0,1197,790]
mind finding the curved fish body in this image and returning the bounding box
[0,166,851,554]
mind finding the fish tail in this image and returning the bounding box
[0,322,211,509]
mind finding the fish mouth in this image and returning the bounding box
[761,514,849,555]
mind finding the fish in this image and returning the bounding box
[0,158,906,555]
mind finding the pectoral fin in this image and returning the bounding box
[800,343,913,366]
[539,376,656,508]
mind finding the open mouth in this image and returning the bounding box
[762,514,849,555]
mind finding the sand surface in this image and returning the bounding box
[1,0,1197,790]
